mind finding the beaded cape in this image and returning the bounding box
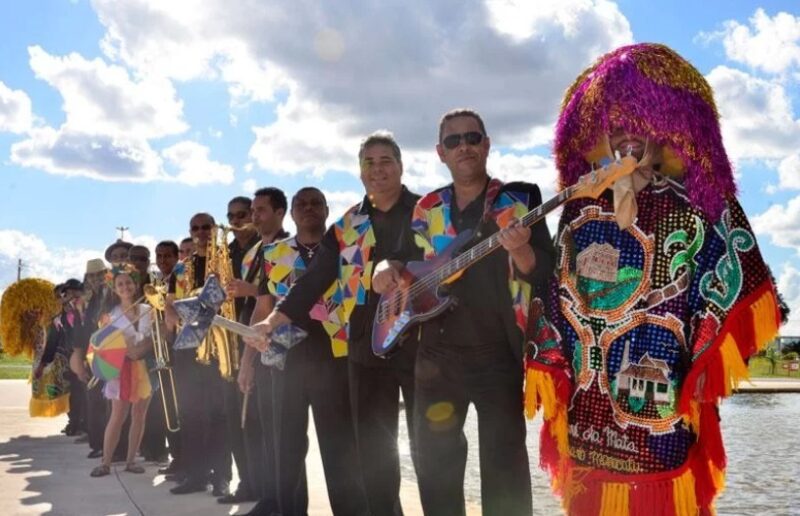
[526,43,782,516]
[263,236,347,357]
[412,178,535,340]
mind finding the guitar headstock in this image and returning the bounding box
[569,155,639,200]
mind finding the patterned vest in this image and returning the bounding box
[332,204,377,339]
[263,237,347,357]
[411,178,535,342]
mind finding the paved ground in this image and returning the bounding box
[0,379,427,516]
[735,377,800,393]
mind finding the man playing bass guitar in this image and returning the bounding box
[373,108,555,516]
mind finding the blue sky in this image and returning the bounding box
[1,0,799,333]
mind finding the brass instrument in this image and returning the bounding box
[196,225,240,380]
[144,281,180,432]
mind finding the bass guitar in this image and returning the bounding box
[371,155,638,357]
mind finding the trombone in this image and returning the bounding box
[144,283,181,433]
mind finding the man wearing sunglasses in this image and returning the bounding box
[215,196,263,505]
[166,212,232,497]
[379,108,555,515]
[248,132,422,516]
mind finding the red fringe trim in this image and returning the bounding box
[678,280,779,414]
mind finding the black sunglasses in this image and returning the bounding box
[191,224,212,232]
[442,131,484,150]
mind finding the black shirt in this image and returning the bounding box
[420,181,555,364]
[277,187,422,366]
[229,233,263,324]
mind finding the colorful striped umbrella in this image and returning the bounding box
[89,324,127,381]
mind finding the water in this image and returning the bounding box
[398,394,800,516]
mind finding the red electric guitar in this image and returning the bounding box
[371,155,639,357]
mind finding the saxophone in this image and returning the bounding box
[195,225,240,380]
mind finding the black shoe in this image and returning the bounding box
[236,499,278,516]
[218,489,255,504]
[211,481,230,497]
[170,479,207,495]
[158,461,181,475]
[87,449,103,459]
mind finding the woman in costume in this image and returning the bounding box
[90,264,155,477]
[525,43,782,515]
[0,278,69,417]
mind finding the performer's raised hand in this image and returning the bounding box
[226,278,257,298]
[372,260,405,294]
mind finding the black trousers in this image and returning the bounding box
[86,381,106,451]
[173,349,231,483]
[141,387,168,460]
[413,345,532,516]
[348,358,417,516]
[273,353,368,516]
[249,363,287,513]
[67,371,86,431]
[222,376,263,496]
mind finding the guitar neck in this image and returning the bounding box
[430,184,577,286]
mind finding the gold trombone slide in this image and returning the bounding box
[144,283,181,433]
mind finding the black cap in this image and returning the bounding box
[62,278,84,291]
[104,240,133,261]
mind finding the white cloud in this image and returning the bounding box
[241,178,257,194]
[28,45,187,139]
[161,140,234,185]
[752,195,800,254]
[10,127,166,181]
[90,0,632,175]
[249,93,357,177]
[0,80,34,133]
[0,230,104,292]
[706,9,800,75]
[777,154,800,190]
[707,66,800,162]
[777,263,800,336]
[321,189,363,221]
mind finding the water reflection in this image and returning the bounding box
[397,394,800,515]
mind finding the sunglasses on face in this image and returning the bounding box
[227,210,249,220]
[191,224,212,232]
[129,255,149,262]
[442,131,484,150]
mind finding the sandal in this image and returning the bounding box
[125,463,145,474]
[90,464,110,477]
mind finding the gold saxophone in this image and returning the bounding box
[196,225,239,380]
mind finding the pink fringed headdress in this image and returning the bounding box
[554,43,736,221]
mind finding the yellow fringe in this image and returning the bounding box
[524,368,570,456]
[672,467,698,516]
[717,288,780,397]
[599,481,629,516]
[29,393,70,418]
[682,399,701,433]
[750,289,780,351]
[719,335,749,396]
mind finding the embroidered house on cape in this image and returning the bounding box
[614,340,671,404]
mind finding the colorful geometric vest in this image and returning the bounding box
[263,237,347,357]
[411,178,535,342]
[332,204,376,339]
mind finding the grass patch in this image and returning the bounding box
[748,356,800,379]
[0,353,32,380]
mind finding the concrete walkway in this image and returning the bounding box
[735,377,800,393]
[0,379,428,516]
